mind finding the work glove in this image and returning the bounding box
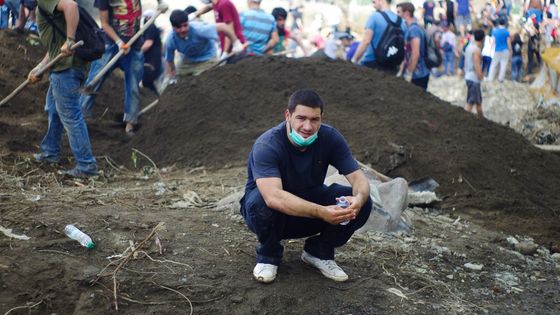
[28,64,44,84]
[231,40,244,54]
[188,12,197,21]
[116,39,130,55]
[350,57,359,64]
[156,2,169,13]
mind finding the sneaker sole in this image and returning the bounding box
[301,255,349,282]
[253,273,276,283]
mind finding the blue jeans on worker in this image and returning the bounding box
[0,0,19,29]
[511,55,523,82]
[443,50,455,75]
[80,42,144,124]
[40,68,97,173]
[240,183,372,265]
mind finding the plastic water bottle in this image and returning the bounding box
[337,196,350,225]
[64,224,94,249]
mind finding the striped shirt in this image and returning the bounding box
[240,8,276,55]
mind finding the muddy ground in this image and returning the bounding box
[1,31,559,314]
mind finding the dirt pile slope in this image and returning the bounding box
[125,56,560,244]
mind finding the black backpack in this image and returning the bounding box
[39,5,105,62]
[424,29,442,68]
[374,11,405,67]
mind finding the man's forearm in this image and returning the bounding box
[264,189,323,218]
[99,10,121,43]
[408,52,419,74]
[62,2,78,39]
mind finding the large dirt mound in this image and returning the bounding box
[123,56,560,244]
[1,29,558,245]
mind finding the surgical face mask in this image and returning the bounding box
[288,123,318,147]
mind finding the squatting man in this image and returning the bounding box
[240,89,373,283]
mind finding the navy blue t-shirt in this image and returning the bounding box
[244,122,359,194]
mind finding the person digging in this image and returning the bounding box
[164,9,244,81]
[240,89,372,283]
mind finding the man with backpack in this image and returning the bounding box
[397,2,430,90]
[351,0,406,75]
[28,0,98,177]
[79,0,151,135]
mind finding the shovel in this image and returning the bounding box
[0,41,84,107]
[357,161,439,192]
[81,5,168,94]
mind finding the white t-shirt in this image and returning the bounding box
[481,35,494,58]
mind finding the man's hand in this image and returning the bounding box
[188,12,197,21]
[28,65,44,84]
[116,39,130,55]
[319,205,355,225]
[343,196,364,218]
[60,38,75,56]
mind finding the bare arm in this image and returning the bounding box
[474,47,483,80]
[165,60,176,78]
[99,10,120,44]
[344,169,371,215]
[216,22,239,45]
[193,4,213,18]
[352,28,373,63]
[221,22,235,53]
[507,36,512,55]
[57,0,78,40]
[407,37,421,74]
[264,30,279,54]
[141,39,154,53]
[256,177,355,225]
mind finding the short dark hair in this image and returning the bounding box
[498,17,507,25]
[170,10,188,28]
[288,89,324,113]
[397,2,415,16]
[473,29,485,41]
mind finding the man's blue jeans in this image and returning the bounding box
[41,68,97,173]
[511,55,523,82]
[80,43,144,124]
[443,50,455,75]
[240,184,372,265]
[0,0,19,29]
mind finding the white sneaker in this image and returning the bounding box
[253,263,278,283]
[301,251,348,282]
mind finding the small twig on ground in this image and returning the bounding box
[92,222,165,310]
[460,174,477,191]
[152,282,193,315]
[137,251,193,270]
[4,300,43,315]
[131,148,162,179]
[22,168,38,178]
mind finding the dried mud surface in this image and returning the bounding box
[1,30,559,314]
